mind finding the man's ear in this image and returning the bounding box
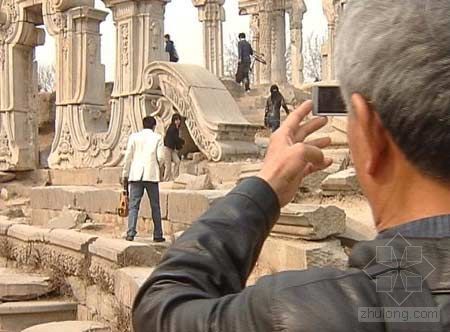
[351,94,389,176]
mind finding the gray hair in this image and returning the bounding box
[336,0,450,181]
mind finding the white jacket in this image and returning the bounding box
[122,129,165,182]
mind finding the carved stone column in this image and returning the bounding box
[271,9,286,83]
[321,0,343,81]
[45,1,110,168]
[193,0,225,78]
[290,0,306,86]
[249,14,260,85]
[0,1,45,170]
[258,0,273,84]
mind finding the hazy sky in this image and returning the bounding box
[35,0,327,81]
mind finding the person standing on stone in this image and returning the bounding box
[264,84,290,132]
[236,32,253,92]
[165,34,179,63]
[122,116,165,243]
[163,114,185,182]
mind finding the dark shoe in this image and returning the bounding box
[125,236,134,241]
[153,237,166,243]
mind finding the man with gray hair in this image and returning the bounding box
[132,1,450,330]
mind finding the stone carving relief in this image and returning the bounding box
[120,23,129,67]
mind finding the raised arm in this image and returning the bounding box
[132,101,333,332]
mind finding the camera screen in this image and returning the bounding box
[313,86,347,115]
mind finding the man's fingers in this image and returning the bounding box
[295,117,329,142]
[305,137,332,149]
[282,100,313,132]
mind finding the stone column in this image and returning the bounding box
[0,1,45,170]
[250,14,260,85]
[44,1,110,168]
[270,10,287,83]
[258,0,273,84]
[193,0,225,78]
[290,0,306,86]
[322,0,342,81]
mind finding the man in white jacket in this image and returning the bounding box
[122,116,165,242]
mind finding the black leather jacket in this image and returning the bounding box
[133,177,450,332]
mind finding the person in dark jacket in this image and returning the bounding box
[132,1,450,331]
[163,114,184,181]
[264,84,290,132]
[164,34,179,63]
[236,32,253,92]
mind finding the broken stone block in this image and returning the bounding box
[238,162,263,183]
[192,152,205,163]
[48,207,87,230]
[275,204,346,240]
[0,268,52,301]
[21,320,110,332]
[79,222,107,231]
[114,267,153,308]
[339,217,377,245]
[257,236,348,273]
[1,207,25,219]
[321,168,360,194]
[0,172,16,183]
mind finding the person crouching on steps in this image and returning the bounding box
[122,116,165,243]
[163,114,185,181]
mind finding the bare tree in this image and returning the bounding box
[38,64,56,92]
[303,33,325,83]
[223,34,239,79]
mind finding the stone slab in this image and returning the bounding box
[0,268,52,301]
[30,187,77,210]
[74,187,121,215]
[0,217,24,236]
[89,238,166,267]
[98,167,121,185]
[48,207,87,230]
[7,224,50,242]
[22,321,110,332]
[114,267,154,308]
[277,204,346,240]
[31,209,60,227]
[207,162,252,183]
[167,190,227,224]
[0,300,77,332]
[0,172,16,183]
[44,229,97,252]
[49,169,100,186]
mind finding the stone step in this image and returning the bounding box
[0,268,52,302]
[22,321,110,332]
[0,300,77,332]
[321,167,360,195]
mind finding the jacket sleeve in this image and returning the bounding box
[132,177,281,332]
[238,41,243,61]
[122,135,134,178]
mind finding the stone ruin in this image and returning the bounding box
[0,0,369,331]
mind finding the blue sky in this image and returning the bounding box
[35,0,326,81]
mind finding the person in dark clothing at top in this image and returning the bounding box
[236,32,253,92]
[164,34,179,63]
[264,84,290,132]
[163,114,184,181]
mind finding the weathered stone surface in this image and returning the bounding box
[0,217,24,236]
[44,229,97,252]
[31,209,60,227]
[0,188,9,201]
[167,190,227,224]
[48,207,87,230]
[49,169,100,186]
[89,238,165,267]
[85,285,117,323]
[22,321,110,332]
[0,268,52,301]
[174,174,213,190]
[339,217,377,243]
[114,267,153,308]
[257,236,348,273]
[321,168,360,194]
[75,188,121,215]
[0,172,16,183]
[7,224,49,242]
[275,204,346,240]
[139,190,169,220]
[208,162,253,183]
[0,300,77,332]
[66,276,88,305]
[31,187,77,210]
[98,167,121,185]
[239,162,263,182]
